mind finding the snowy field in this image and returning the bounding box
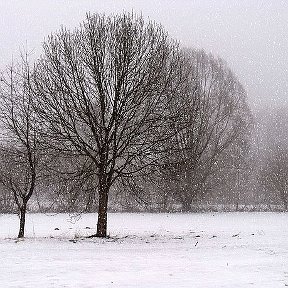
[0,212,288,288]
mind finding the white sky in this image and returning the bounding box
[1,0,288,111]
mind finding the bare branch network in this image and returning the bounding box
[0,13,252,238]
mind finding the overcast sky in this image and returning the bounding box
[1,0,288,112]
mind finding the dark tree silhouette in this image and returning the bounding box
[32,13,188,237]
[0,60,40,238]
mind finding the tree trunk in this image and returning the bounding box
[96,184,109,238]
[283,199,288,212]
[235,201,239,212]
[18,203,27,238]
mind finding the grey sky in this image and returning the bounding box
[1,0,288,111]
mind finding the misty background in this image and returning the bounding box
[1,0,288,112]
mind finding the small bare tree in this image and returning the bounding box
[260,146,288,211]
[32,13,188,237]
[0,60,40,238]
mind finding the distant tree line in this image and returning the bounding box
[0,13,255,238]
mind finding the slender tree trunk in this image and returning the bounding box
[96,182,109,237]
[235,201,239,212]
[18,202,27,238]
[283,199,288,212]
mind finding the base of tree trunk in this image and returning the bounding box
[86,233,110,239]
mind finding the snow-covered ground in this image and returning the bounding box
[0,212,287,287]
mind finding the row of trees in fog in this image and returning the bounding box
[0,13,253,238]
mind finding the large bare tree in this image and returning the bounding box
[161,49,252,211]
[32,13,188,237]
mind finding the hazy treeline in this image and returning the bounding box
[0,13,284,238]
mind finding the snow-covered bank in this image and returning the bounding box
[0,212,287,287]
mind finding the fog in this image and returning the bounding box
[1,0,288,111]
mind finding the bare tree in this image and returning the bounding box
[32,13,188,237]
[252,106,288,210]
[260,146,288,211]
[0,60,40,238]
[210,128,252,211]
[160,49,252,211]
